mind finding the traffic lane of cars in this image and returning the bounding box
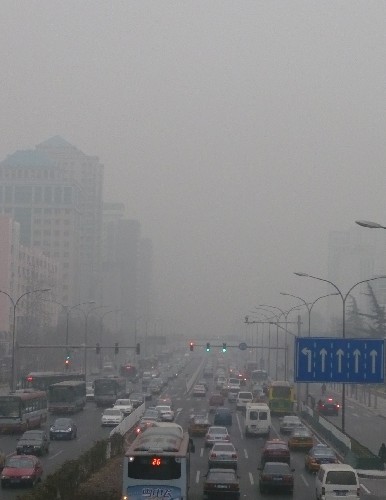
[185,412,320,499]
[178,377,319,500]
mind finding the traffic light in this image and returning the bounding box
[222,342,227,352]
[96,343,100,355]
[114,342,119,355]
[65,354,70,369]
[189,342,194,352]
[136,343,140,355]
[206,342,211,352]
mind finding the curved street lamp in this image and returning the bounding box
[280,292,339,337]
[355,220,386,229]
[73,305,109,381]
[294,271,386,433]
[0,288,51,392]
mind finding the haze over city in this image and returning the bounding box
[1,1,386,339]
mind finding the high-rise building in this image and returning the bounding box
[0,137,104,305]
[101,206,153,342]
[0,215,58,354]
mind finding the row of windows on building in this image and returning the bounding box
[0,185,75,204]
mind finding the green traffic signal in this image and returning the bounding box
[206,342,211,352]
[222,342,227,352]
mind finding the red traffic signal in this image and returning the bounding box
[189,342,194,352]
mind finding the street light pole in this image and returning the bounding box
[73,305,108,382]
[0,288,51,392]
[66,301,96,352]
[280,292,338,396]
[294,272,386,433]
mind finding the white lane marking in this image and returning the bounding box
[236,412,243,439]
[48,450,63,460]
[249,472,254,485]
[196,470,200,483]
[352,413,359,418]
[200,447,204,457]
[244,448,248,459]
[300,474,309,487]
[360,483,371,494]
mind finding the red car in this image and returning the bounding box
[1,455,43,488]
[260,439,290,467]
[317,397,340,416]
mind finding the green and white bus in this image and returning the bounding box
[48,380,86,413]
[122,425,194,500]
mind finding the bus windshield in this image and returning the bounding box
[272,386,291,398]
[0,398,20,418]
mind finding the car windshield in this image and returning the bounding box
[207,470,237,481]
[20,432,42,441]
[209,427,227,434]
[212,444,235,452]
[313,447,335,457]
[264,463,291,474]
[115,400,131,405]
[283,416,300,424]
[6,457,34,468]
[104,409,121,415]
[53,419,72,427]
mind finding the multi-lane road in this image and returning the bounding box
[0,355,386,499]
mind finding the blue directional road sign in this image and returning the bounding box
[295,337,384,383]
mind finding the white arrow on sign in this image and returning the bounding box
[320,348,327,372]
[336,348,344,373]
[353,349,361,373]
[370,349,377,374]
[301,347,312,373]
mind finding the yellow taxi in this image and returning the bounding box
[188,413,210,437]
[288,427,313,450]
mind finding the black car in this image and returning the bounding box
[49,418,77,440]
[214,407,232,426]
[16,430,50,456]
[203,468,240,499]
[258,462,294,494]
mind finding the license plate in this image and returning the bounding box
[216,484,228,488]
[273,477,283,481]
[10,479,20,483]
[335,493,347,497]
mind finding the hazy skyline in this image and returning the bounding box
[1,1,386,338]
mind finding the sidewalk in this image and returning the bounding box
[307,384,386,480]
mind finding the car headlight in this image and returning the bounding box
[50,427,55,431]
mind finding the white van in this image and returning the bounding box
[245,403,271,437]
[315,463,360,500]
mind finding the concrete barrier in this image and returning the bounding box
[186,357,206,393]
[110,402,145,438]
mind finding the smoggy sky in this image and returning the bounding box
[1,1,386,338]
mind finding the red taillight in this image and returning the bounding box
[232,454,237,458]
[210,453,216,458]
[27,376,33,382]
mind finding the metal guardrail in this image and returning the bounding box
[110,402,146,438]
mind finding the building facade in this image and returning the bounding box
[0,136,103,306]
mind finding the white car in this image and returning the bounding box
[113,398,133,416]
[101,408,124,426]
[155,405,175,422]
